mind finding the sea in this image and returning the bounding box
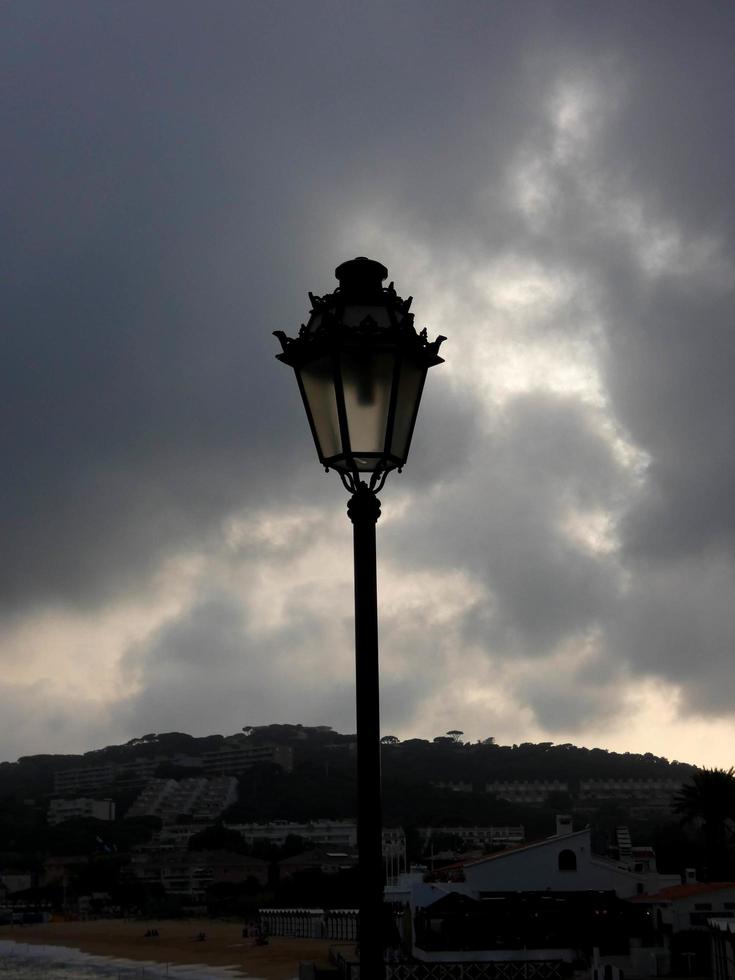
[0,941,249,980]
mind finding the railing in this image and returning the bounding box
[329,949,569,980]
[259,907,359,940]
[385,964,568,980]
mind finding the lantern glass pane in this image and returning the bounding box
[340,348,394,462]
[299,355,341,459]
[390,355,426,461]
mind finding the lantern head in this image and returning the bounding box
[275,257,445,491]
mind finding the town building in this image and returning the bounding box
[48,798,115,825]
[131,850,269,902]
[631,881,735,932]
[384,819,683,975]
[125,777,237,823]
[42,855,89,887]
[417,826,525,850]
[225,818,357,848]
[0,872,35,895]
[136,823,209,852]
[278,847,357,878]
[711,918,735,980]
[54,758,159,795]
[389,818,679,904]
[485,779,568,804]
[54,765,116,795]
[201,742,293,775]
[452,826,679,899]
[407,889,633,967]
[579,777,682,809]
[225,819,404,855]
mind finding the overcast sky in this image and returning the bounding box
[3,1,735,767]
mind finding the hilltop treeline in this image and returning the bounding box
[0,724,695,827]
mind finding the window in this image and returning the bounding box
[694,903,712,911]
[558,849,577,871]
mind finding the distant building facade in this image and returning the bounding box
[48,798,115,825]
[485,780,568,804]
[125,777,237,824]
[418,826,525,849]
[579,778,681,809]
[54,758,158,795]
[632,882,735,932]
[711,918,735,980]
[202,743,293,775]
[225,819,404,855]
[131,850,269,901]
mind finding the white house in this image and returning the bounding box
[388,820,679,905]
[631,881,735,932]
[456,826,679,899]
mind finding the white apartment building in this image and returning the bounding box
[225,819,405,857]
[418,826,525,849]
[202,743,293,776]
[485,780,568,804]
[226,819,357,848]
[54,758,159,795]
[54,765,116,795]
[579,778,682,806]
[137,823,209,852]
[125,777,238,823]
[48,798,115,825]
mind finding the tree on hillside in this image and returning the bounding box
[673,767,735,879]
[381,735,399,745]
[446,730,464,743]
[188,824,247,854]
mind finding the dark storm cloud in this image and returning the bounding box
[3,0,735,752]
[1,0,491,612]
[112,590,359,737]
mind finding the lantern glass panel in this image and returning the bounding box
[390,354,426,461]
[299,354,341,459]
[340,348,394,466]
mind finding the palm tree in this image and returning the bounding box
[673,767,735,879]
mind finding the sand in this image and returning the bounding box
[0,919,342,979]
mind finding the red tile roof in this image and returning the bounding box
[631,882,735,903]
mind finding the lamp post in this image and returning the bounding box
[275,257,445,977]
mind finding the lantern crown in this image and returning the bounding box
[335,257,388,299]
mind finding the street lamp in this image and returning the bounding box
[275,256,445,976]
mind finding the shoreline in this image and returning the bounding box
[0,919,339,979]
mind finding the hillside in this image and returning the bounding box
[0,724,695,818]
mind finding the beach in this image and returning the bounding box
[0,919,339,979]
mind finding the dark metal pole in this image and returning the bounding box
[347,483,385,980]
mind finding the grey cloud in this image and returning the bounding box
[3,0,735,754]
[389,392,629,650]
[113,590,359,738]
[0,680,120,764]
